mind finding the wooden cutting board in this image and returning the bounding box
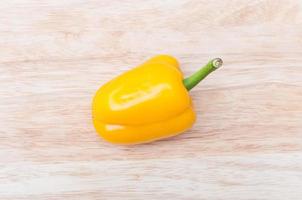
[1,0,302,199]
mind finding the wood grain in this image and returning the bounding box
[1,0,302,199]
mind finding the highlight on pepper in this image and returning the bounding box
[92,55,223,145]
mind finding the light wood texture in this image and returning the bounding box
[1,0,302,199]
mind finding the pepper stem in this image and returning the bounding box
[183,58,223,91]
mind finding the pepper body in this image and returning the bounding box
[92,55,196,144]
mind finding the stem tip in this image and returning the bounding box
[213,58,223,69]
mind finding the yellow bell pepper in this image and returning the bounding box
[92,55,222,144]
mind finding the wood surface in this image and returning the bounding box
[1,0,302,199]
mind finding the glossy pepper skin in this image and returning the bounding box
[92,55,222,145]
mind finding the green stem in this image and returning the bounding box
[183,58,223,91]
